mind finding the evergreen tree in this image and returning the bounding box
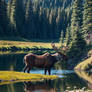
[7,0,11,21]
[71,0,83,39]
[9,0,16,29]
[25,0,34,39]
[0,0,8,37]
[83,0,92,44]
[15,0,25,35]
[7,0,24,36]
[64,26,71,46]
[68,30,86,59]
[68,0,87,59]
[60,31,64,46]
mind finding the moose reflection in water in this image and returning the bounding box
[24,80,57,92]
[23,43,68,75]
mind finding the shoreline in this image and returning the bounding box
[0,40,60,52]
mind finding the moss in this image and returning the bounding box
[0,71,58,85]
[74,56,92,71]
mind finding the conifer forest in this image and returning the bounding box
[0,0,92,68]
[0,0,92,41]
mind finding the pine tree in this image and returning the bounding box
[25,0,34,39]
[66,0,88,60]
[0,0,8,37]
[83,0,92,44]
[9,0,16,29]
[7,0,11,21]
[60,31,64,46]
[15,0,25,35]
[7,0,24,36]
[68,30,86,59]
[71,0,83,39]
[64,26,71,46]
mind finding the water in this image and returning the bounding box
[0,53,92,92]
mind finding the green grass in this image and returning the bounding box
[0,40,58,48]
[0,71,58,85]
[74,56,92,71]
[0,40,60,52]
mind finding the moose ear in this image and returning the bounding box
[51,42,55,47]
[51,42,58,52]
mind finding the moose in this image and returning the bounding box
[24,80,57,92]
[23,43,68,75]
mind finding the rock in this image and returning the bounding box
[67,86,70,89]
[74,86,77,89]
[82,87,86,91]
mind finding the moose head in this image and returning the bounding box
[51,42,68,61]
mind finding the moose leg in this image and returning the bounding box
[44,69,47,75]
[23,66,28,72]
[27,65,33,73]
[48,68,51,75]
[27,67,31,73]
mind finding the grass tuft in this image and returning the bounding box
[0,71,58,85]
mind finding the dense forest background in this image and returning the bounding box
[0,0,92,68]
[0,0,74,39]
[0,0,92,41]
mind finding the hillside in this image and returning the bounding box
[75,56,92,71]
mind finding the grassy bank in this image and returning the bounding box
[75,70,92,84]
[74,56,92,71]
[0,40,60,52]
[0,71,58,85]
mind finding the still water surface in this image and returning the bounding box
[0,53,92,92]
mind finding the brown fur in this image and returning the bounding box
[23,52,67,75]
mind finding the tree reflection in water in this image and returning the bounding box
[75,70,92,91]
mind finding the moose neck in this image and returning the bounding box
[52,53,61,62]
[58,52,68,61]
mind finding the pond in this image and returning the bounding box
[0,53,92,92]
